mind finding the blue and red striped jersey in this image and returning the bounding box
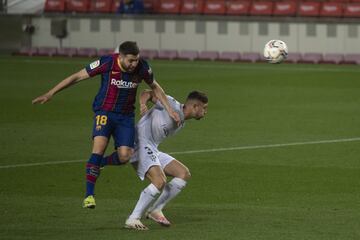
[85,54,154,114]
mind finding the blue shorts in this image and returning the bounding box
[92,111,135,148]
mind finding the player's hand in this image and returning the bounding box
[140,103,148,116]
[169,110,181,126]
[32,93,53,104]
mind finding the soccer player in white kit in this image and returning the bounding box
[125,89,208,230]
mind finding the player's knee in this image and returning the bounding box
[152,176,167,190]
[178,167,191,181]
[117,151,133,163]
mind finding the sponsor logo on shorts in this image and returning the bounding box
[111,78,138,89]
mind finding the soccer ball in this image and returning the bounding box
[263,40,288,64]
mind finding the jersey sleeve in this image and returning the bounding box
[141,59,154,85]
[155,95,184,121]
[85,55,113,77]
[155,95,175,109]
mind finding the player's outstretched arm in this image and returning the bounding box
[32,69,90,104]
[148,81,181,126]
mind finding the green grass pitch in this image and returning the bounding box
[0,56,359,240]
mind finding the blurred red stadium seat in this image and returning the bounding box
[180,0,205,14]
[66,0,90,13]
[89,0,112,13]
[298,2,321,17]
[226,0,250,16]
[44,0,66,12]
[250,1,274,16]
[203,0,226,15]
[144,0,159,13]
[157,0,181,14]
[111,0,120,12]
[320,2,343,17]
[273,1,297,16]
[343,3,360,17]
[328,0,349,2]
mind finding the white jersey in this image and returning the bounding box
[136,95,185,146]
[130,95,185,180]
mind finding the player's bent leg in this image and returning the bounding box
[126,166,166,228]
[101,147,133,167]
[146,165,167,190]
[146,160,189,224]
[83,136,109,209]
[163,159,191,181]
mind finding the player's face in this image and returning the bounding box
[193,102,208,120]
[120,54,140,72]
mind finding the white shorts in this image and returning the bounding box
[130,141,175,180]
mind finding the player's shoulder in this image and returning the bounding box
[136,58,153,75]
[167,95,179,103]
[167,95,181,108]
[99,53,118,63]
[138,58,150,68]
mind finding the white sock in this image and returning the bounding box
[148,178,187,213]
[128,183,160,220]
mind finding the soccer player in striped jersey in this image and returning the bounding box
[32,41,180,209]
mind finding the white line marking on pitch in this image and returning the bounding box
[1,137,360,169]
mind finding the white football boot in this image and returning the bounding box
[124,218,149,231]
[146,210,171,227]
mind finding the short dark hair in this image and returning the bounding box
[186,91,208,104]
[118,41,139,55]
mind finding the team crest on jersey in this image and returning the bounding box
[90,60,100,70]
